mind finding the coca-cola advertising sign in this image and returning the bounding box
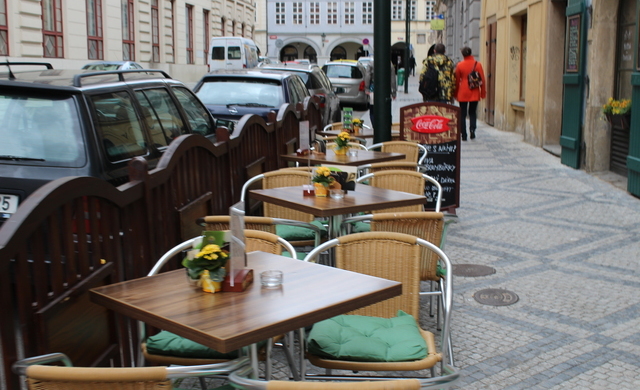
[410,115,450,133]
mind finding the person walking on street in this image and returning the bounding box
[454,46,487,141]
[418,43,455,103]
[409,55,416,77]
[364,60,397,131]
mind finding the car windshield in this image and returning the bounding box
[0,94,85,167]
[196,79,285,107]
[323,65,362,79]
[83,64,122,70]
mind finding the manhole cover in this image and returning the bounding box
[473,288,519,306]
[453,264,496,277]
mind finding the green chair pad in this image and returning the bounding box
[276,220,327,241]
[307,311,427,362]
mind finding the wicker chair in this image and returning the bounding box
[322,122,372,133]
[339,212,454,362]
[302,232,455,380]
[198,215,323,250]
[12,352,248,390]
[368,141,427,165]
[140,231,299,385]
[357,161,426,176]
[241,170,327,248]
[228,362,460,389]
[356,170,442,213]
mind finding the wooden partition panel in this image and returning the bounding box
[0,105,302,389]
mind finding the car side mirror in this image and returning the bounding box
[334,87,345,94]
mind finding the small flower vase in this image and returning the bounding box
[314,183,329,197]
[353,124,362,133]
[333,146,349,155]
[199,270,222,293]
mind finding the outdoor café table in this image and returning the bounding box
[89,251,401,378]
[281,149,405,167]
[249,184,426,240]
[316,127,375,139]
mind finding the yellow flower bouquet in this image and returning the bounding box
[183,232,230,292]
[602,98,631,115]
[334,131,351,149]
[312,166,335,187]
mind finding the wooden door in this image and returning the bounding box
[485,22,497,126]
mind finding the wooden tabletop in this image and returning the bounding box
[316,128,375,138]
[90,252,401,353]
[249,185,426,218]
[281,149,405,167]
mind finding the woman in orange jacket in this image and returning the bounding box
[454,47,486,141]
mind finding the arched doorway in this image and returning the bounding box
[280,45,298,62]
[304,45,317,63]
[330,46,346,61]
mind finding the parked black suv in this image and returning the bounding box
[192,69,310,126]
[259,63,341,126]
[0,62,218,224]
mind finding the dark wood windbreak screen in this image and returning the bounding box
[0,100,318,389]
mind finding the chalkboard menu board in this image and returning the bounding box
[565,14,581,73]
[400,102,460,213]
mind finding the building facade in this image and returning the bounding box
[1,0,256,83]
[256,0,439,67]
[440,0,640,197]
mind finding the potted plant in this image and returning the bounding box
[602,97,631,128]
[352,118,364,132]
[332,131,351,155]
[311,166,335,197]
[182,233,230,293]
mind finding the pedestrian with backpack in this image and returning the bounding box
[418,43,455,103]
[454,46,486,141]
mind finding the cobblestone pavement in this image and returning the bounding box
[183,78,640,389]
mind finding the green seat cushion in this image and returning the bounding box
[146,331,239,359]
[282,250,307,260]
[276,220,327,242]
[351,221,371,233]
[307,311,427,362]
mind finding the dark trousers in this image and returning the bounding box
[459,101,478,137]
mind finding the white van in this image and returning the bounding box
[208,37,259,71]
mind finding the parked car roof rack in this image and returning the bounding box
[0,61,54,80]
[73,69,172,87]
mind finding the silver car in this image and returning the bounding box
[322,60,368,109]
[82,61,144,71]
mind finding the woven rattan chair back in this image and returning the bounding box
[25,365,172,390]
[372,141,423,163]
[202,215,276,234]
[359,170,425,213]
[367,161,421,173]
[334,232,421,319]
[370,212,444,282]
[262,170,314,222]
[244,229,286,255]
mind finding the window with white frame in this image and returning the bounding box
[425,0,435,20]
[293,2,303,25]
[327,2,337,25]
[410,0,417,20]
[344,2,354,25]
[309,2,320,25]
[362,2,372,24]
[391,0,403,21]
[275,2,285,25]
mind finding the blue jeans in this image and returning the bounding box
[459,101,478,137]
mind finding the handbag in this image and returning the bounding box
[468,62,482,90]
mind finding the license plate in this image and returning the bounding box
[0,194,19,215]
